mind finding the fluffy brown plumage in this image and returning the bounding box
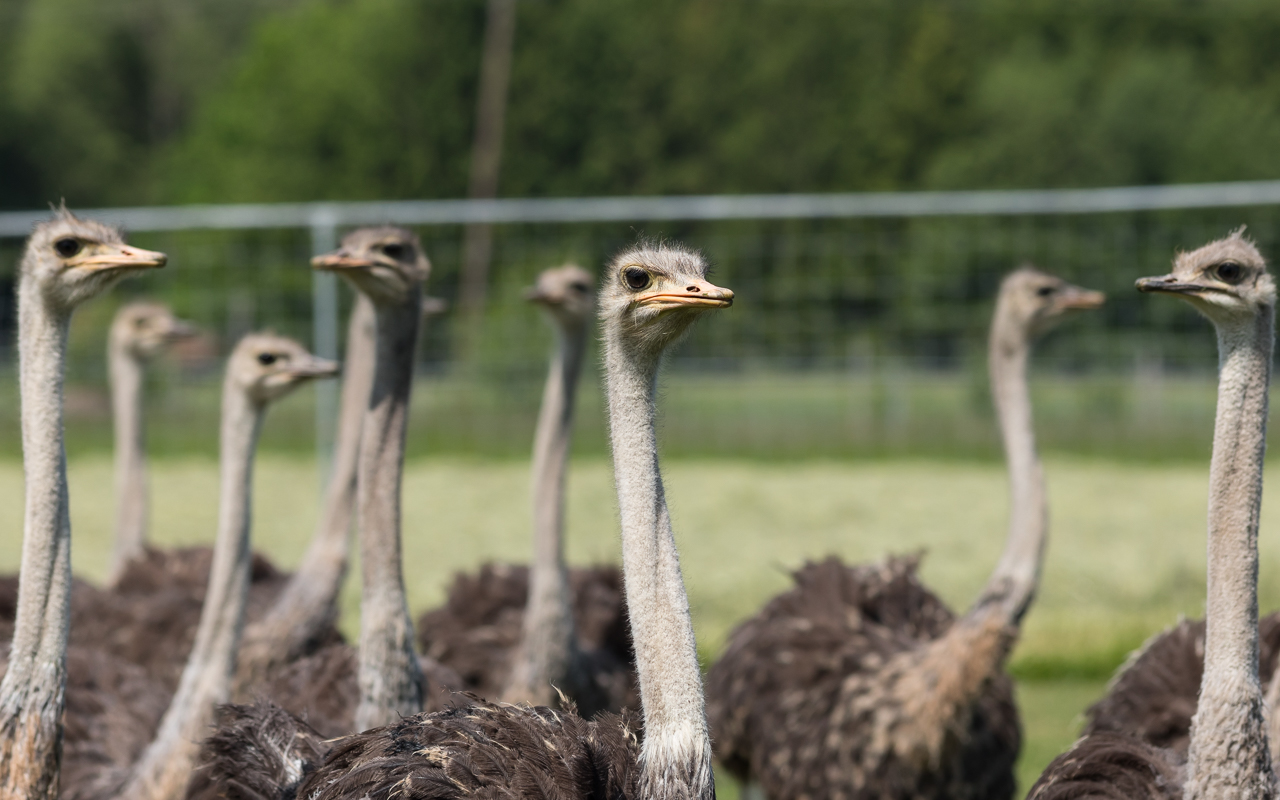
[416,562,637,713]
[706,555,1020,800]
[190,699,640,800]
[1083,614,1280,757]
[1026,733,1185,800]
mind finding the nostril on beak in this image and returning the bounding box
[687,286,699,292]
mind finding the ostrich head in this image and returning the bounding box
[995,267,1105,342]
[1137,227,1275,324]
[311,226,430,305]
[525,264,595,329]
[21,209,167,311]
[227,333,339,407]
[110,301,198,360]
[598,242,733,356]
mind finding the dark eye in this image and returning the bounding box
[382,243,406,259]
[257,353,278,366]
[54,238,81,258]
[1036,285,1056,297]
[623,268,650,291]
[569,281,590,293]
[1215,262,1243,283]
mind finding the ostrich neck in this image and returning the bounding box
[109,344,148,579]
[506,319,586,704]
[603,335,713,800]
[236,295,375,690]
[0,289,72,800]
[121,380,264,800]
[976,320,1045,625]
[1185,310,1276,799]
[355,290,424,731]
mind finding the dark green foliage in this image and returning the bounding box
[4,0,1280,207]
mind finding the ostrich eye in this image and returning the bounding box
[1036,286,1056,297]
[1215,262,1243,283]
[569,281,590,293]
[623,268,650,291]
[382,243,406,259]
[257,353,279,366]
[54,238,82,258]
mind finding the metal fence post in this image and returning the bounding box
[310,210,340,490]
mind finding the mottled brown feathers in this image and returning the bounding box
[1026,733,1185,800]
[1083,613,1280,755]
[416,562,638,714]
[192,699,642,800]
[705,555,1020,800]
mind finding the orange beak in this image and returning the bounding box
[1056,286,1105,310]
[312,251,376,271]
[635,279,734,310]
[69,243,167,271]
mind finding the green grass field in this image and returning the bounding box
[0,455,1263,793]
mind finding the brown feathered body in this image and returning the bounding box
[705,555,1020,800]
[1026,732,1185,800]
[191,698,641,800]
[1083,614,1280,756]
[416,562,638,714]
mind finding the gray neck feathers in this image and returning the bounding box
[355,290,425,731]
[109,340,148,581]
[603,332,713,800]
[236,294,375,690]
[120,375,265,799]
[505,318,586,704]
[0,283,73,800]
[977,311,1046,625]
[1185,309,1277,799]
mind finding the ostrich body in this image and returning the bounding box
[108,302,197,581]
[1029,229,1278,799]
[0,210,166,800]
[192,241,729,800]
[705,269,1104,800]
[417,265,636,716]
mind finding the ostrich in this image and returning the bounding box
[311,225,432,730]
[416,264,636,716]
[1028,229,1278,799]
[192,241,729,800]
[0,209,167,800]
[108,301,198,581]
[107,333,338,800]
[704,268,1104,800]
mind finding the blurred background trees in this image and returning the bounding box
[2,0,1280,209]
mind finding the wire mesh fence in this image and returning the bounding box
[1,186,1278,461]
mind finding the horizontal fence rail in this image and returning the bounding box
[5,180,1280,237]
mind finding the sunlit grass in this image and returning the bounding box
[0,455,1258,788]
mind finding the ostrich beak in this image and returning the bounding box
[1137,273,1212,295]
[69,243,167,271]
[165,319,200,341]
[286,355,341,380]
[312,250,377,271]
[1056,286,1105,310]
[635,279,734,310]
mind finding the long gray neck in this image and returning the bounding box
[109,342,148,581]
[603,332,713,800]
[236,295,375,692]
[505,318,587,704]
[120,379,264,800]
[0,285,73,800]
[1185,309,1277,800]
[354,290,424,731]
[975,316,1045,625]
